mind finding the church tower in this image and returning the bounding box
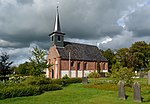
[49,6,65,47]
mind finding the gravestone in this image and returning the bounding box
[82,77,88,84]
[118,80,126,100]
[133,82,142,102]
[148,70,150,85]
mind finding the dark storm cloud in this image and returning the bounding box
[0,0,150,65]
[60,0,145,39]
[0,0,147,48]
[16,0,33,5]
[61,0,123,39]
[126,5,150,37]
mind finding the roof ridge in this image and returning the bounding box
[64,41,98,48]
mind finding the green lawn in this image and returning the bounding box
[0,78,150,104]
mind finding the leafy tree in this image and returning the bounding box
[15,62,33,76]
[113,41,150,70]
[29,47,51,76]
[101,49,115,69]
[88,72,100,85]
[146,61,150,70]
[132,52,145,70]
[111,61,134,86]
[130,41,149,70]
[0,53,13,82]
[114,48,132,68]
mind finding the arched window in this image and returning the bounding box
[71,61,74,67]
[77,63,80,70]
[103,63,105,70]
[52,69,54,78]
[84,63,87,70]
[52,36,53,41]
[58,36,61,41]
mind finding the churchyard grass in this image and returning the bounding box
[0,78,150,104]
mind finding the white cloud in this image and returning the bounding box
[0,39,19,47]
[101,37,112,44]
[0,43,44,66]
[117,0,150,31]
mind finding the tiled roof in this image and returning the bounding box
[57,42,107,61]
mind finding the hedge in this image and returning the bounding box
[64,78,82,84]
[39,84,62,91]
[0,86,41,99]
[0,84,62,100]
[51,78,82,85]
[22,77,53,85]
[0,77,82,99]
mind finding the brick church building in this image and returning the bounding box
[46,6,108,79]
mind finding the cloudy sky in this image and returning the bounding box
[0,0,150,65]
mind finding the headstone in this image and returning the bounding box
[61,81,66,86]
[82,77,88,84]
[148,70,150,85]
[118,80,126,100]
[133,82,142,102]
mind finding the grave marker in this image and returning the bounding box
[148,70,150,85]
[133,82,142,102]
[82,77,88,84]
[118,80,126,100]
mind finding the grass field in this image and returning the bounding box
[0,78,150,104]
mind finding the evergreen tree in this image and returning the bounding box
[0,53,13,82]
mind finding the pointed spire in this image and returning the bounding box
[54,5,61,32]
[49,4,65,36]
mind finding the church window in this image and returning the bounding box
[52,36,53,41]
[58,36,61,41]
[71,62,74,67]
[84,63,87,70]
[77,63,80,70]
[103,63,105,70]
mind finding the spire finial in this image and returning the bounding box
[57,1,59,8]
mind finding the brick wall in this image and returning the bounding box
[47,46,108,78]
[61,60,97,71]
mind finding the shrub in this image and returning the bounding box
[0,84,62,99]
[62,74,69,79]
[21,76,82,86]
[0,81,4,88]
[64,78,82,84]
[52,79,64,85]
[0,85,43,99]
[111,67,134,86]
[39,84,62,91]
[22,76,52,85]
[50,78,82,86]
[0,76,82,99]
[88,72,100,78]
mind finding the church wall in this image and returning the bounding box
[61,60,97,70]
[100,62,108,72]
[61,60,69,70]
[60,60,98,77]
[47,59,108,78]
[86,62,96,70]
[47,46,60,60]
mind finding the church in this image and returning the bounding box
[46,6,108,79]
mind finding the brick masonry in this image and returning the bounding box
[47,46,108,79]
